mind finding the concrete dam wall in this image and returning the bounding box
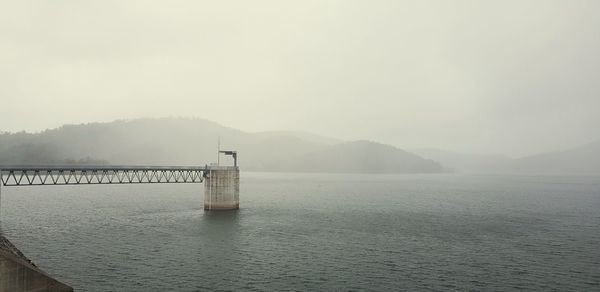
[0,234,73,292]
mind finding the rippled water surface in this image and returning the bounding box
[1,173,599,291]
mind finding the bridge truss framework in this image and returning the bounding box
[0,166,207,187]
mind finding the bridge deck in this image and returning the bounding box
[0,166,208,186]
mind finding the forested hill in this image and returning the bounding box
[0,118,444,173]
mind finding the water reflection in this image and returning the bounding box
[199,210,241,234]
[202,209,240,222]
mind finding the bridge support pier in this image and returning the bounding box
[203,166,239,211]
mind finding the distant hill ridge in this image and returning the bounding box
[269,140,443,173]
[0,118,444,173]
[4,118,594,174]
[512,139,600,173]
[412,139,600,174]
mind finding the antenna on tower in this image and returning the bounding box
[217,136,221,165]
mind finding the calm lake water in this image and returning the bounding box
[1,173,599,291]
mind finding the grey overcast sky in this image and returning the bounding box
[1,0,599,156]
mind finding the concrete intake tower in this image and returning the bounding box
[203,150,239,210]
[203,165,240,210]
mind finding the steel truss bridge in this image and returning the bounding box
[0,166,208,187]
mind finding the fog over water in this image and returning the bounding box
[1,1,599,157]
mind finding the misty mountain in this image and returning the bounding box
[267,140,444,173]
[411,148,513,173]
[0,118,443,173]
[414,140,600,174]
[512,140,600,174]
[253,131,342,145]
[1,118,246,166]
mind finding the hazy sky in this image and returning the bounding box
[1,0,599,156]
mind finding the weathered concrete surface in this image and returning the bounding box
[0,234,72,292]
[204,166,239,210]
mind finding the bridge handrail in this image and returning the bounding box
[0,165,208,171]
[0,165,209,186]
